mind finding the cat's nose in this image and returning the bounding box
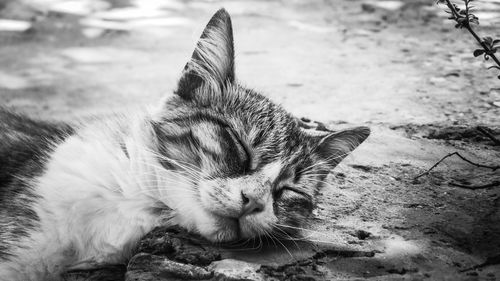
[240,192,264,217]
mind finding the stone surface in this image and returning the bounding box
[134,226,221,266]
[210,259,264,281]
[126,253,213,280]
[62,265,126,281]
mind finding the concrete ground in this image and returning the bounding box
[1,0,500,280]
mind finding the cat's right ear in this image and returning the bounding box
[175,9,235,100]
[310,127,370,167]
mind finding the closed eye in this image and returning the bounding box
[225,127,251,171]
[294,168,302,182]
[274,185,310,200]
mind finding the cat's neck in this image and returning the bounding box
[37,113,163,201]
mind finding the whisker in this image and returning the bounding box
[271,226,302,251]
[273,223,342,239]
[269,231,295,260]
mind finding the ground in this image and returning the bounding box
[1,0,500,280]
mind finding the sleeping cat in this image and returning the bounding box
[0,9,370,280]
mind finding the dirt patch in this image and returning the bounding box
[391,123,500,146]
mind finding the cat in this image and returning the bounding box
[0,8,370,281]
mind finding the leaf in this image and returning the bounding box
[474,49,485,57]
[484,36,493,44]
[487,65,500,70]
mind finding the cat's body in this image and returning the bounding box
[0,9,369,280]
[0,112,164,279]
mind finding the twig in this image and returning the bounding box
[460,254,500,272]
[477,126,500,146]
[449,181,500,190]
[414,152,500,181]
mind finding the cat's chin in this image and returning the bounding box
[200,218,258,243]
[195,214,239,243]
[205,226,239,243]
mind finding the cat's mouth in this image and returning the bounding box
[208,214,265,243]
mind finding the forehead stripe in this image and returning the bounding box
[261,160,282,181]
[168,112,227,128]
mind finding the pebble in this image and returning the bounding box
[80,17,190,31]
[80,17,131,31]
[288,20,332,33]
[93,8,169,21]
[126,17,190,28]
[361,1,404,12]
[209,259,265,281]
[81,28,105,38]
[489,89,500,99]
[0,19,32,32]
[47,0,110,16]
[0,71,29,89]
[429,77,446,84]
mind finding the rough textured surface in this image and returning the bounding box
[210,259,263,281]
[62,265,126,281]
[134,226,221,267]
[126,227,385,281]
[126,253,214,280]
[1,0,500,280]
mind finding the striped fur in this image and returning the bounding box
[0,8,369,280]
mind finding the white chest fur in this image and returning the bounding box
[0,118,172,280]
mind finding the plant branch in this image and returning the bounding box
[414,152,500,181]
[460,254,500,272]
[449,181,500,190]
[441,0,500,77]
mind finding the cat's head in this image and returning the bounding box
[150,9,370,242]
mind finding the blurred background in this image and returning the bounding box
[0,0,499,125]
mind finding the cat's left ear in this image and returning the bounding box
[175,8,235,100]
[313,127,370,167]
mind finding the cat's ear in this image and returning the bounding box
[175,8,235,100]
[313,127,370,167]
